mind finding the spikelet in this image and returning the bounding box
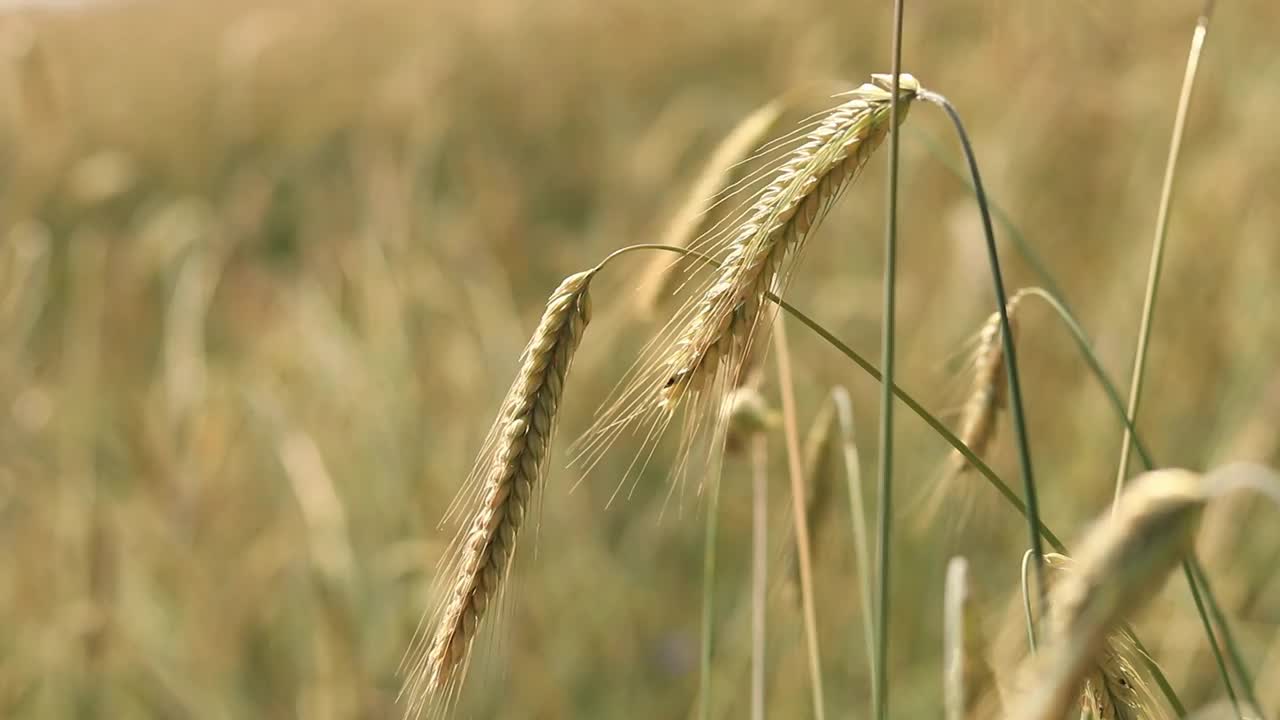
[658,73,919,409]
[1008,469,1206,720]
[945,557,1001,720]
[403,269,594,715]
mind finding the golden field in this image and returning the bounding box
[1,1,1278,717]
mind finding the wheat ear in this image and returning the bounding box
[1010,469,1206,720]
[949,292,1024,475]
[405,269,594,712]
[658,73,919,407]
[919,290,1025,527]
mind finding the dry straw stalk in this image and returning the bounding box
[945,557,1000,720]
[783,400,836,600]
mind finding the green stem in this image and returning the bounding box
[874,6,907,717]
[1190,558,1257,715]
[1183,561,1240,716]
[1130,631,1188,718]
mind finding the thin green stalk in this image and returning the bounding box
[831,387,876,713]
[874,3,906,717]
[699,463,722,720]
[1114,2,1214,504]
[1131,632,1188,718]
[1183,561,1241,717]
[917,89,1047,620]
[1191,558,1257,714]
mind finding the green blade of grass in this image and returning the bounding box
[1182,561,1241,716]
[1190,558,1257,716]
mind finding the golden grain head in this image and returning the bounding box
[404,269,594,716]
[573,74,922,501]
[655,72,920,410]
[1009,470,1206,720]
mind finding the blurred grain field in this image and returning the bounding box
[1,1,1278,718]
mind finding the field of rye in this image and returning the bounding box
[1,1,1279,718]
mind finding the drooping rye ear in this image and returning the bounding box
[404,269,594,714]
[1011,470,1205,720]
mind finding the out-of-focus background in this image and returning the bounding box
[1,0,1277,717]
